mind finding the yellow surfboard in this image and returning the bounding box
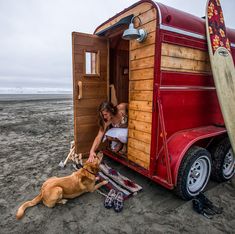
[206,0,235,153]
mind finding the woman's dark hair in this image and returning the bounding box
[98,101,117,131]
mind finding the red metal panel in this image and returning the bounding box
[156,2,235,44]
[157,2,206,36]
[160,89,224,135]
[156,126,226,185]
[162,33,207,50]
[152,126,226,186]
[161,71,215,87]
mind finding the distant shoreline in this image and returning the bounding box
[0,94,72,102]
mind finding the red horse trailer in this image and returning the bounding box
[72,0,235,199]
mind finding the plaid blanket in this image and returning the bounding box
[98,163,142,199]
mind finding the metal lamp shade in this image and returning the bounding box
[122,23,140,40]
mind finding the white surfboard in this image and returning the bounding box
[206,0,235,153]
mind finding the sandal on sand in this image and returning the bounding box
[196,193,223,214]
[113,191,124,212]
[104,189,116,209]
[192,198,213,219]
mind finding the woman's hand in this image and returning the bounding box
[87,151,96,163]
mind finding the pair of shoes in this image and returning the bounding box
[192,199,214,219]
[104,189,116,209]
[113,191,124,212]
[104,189,124,212]
[196,193,223,214]
[192,192,223,219]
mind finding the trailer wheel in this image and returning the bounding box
[211,137,235,182]
[175,146,211,200]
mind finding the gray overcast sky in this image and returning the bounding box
[0,0,234,93]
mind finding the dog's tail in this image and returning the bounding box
[16,193,42,220]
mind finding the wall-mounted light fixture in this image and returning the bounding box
[122,15,147,42]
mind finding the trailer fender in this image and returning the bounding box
[165,125,226,185]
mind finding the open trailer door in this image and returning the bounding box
[72,32,109,156]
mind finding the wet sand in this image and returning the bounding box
[0,96,234,234]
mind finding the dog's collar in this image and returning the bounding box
[74,163,98,176]
[82,166,97,176]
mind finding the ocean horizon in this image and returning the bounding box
[0,93,73,101]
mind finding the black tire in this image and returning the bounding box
[175,146,212,200]
[211,137,235,182]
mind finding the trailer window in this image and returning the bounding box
[85,51,99,76]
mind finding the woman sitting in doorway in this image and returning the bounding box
[87,101,128,163]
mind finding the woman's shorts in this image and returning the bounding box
[103,128,128,144]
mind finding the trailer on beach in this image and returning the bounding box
[71,0,235,199]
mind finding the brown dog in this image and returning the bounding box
[16,153,107,219]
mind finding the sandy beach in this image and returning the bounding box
[0,95,234,234]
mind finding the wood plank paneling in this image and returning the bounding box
[77,82,107,99]
[128,119,152,133]
[161,43,211,73]
[76,142,93,155]
[94,2,157,169]
[128,154,149,169]
[129,100,152,112]
[128,129,151,144]
[128,146,150,169]
[137,7,156,25]
[130,44,155,61]
[130,56,155,70]
[73,32,107,46]
[74,98,104,117]
[129,110,152,123]
[126,4,156,168]
[76,125,99,143]
[128,146,150,163]
[129,90,153,102]
[130,31,156,50]
[162,43,209,62]
[130,68,154,81]
[76,115,98,125]
[95,3,154,33]
[129,79,153,91]
[161,55,211,73]
[128,137,150,154]
[137,20,156,34]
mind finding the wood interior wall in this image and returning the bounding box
[96,2,157,169]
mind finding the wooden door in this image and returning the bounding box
[72,32,109,155]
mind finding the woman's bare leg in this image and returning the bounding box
[105,136,123,152]
[112,141,123,152]
[119,144,127,154]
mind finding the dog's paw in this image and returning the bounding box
[58,199,68,205]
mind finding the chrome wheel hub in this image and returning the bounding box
[187,156,211,195]
[223,149,235,178]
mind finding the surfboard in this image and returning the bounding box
[206,0,235,153]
